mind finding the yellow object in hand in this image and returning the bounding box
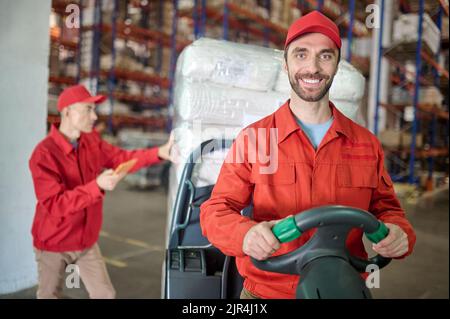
[114,158,138,175]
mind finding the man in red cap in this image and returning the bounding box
[29,84,173,298]
[201,11,416,299]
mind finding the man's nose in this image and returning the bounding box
[303,56,321,75]
[92,112,98,121]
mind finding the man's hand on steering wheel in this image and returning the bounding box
[372,223,409,258]
[243,220,280,261]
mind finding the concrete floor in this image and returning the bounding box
[1,183,448,299]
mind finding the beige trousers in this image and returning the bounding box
[34,243,115,299]
[240,287,261,299]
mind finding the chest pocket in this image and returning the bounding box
[337,164,378,188]
[251,163,295,185]
[251,163,297,218]
[336,164,378,209]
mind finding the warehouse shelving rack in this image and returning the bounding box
[176,0,371,51]
[176,0,287,47]
[373,0,449,188]
[48,0,185,132]
[49,0,377,131]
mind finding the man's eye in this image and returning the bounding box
[321,54,332,60]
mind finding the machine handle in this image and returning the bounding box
[272,216,302,243]
[272,213,389,244]
[365,221,389,244]
[174,180,195,231]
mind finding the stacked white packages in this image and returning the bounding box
[167,38,366,229]
[176,38,281,92]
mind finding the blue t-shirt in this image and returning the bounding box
[296,117,334,149]
[70,140,78,150]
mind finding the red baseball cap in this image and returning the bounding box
[285,10,341,49]
[57,84,106,112]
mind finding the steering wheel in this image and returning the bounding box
[251,205,391,299]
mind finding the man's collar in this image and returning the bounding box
[274,99,354,144]
[49,124,77,154]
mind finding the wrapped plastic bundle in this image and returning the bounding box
[176,38,283,91]
[329,61,366,121]
[273,66,290,94]
[172,122,239,159]
[173,81,287,126]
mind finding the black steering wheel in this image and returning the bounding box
[251,205,391,299]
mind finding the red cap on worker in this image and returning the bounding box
[57,84,106,112]
[285,10,342,49]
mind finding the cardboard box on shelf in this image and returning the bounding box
[390,85,443,108]
[379,130,400,148]
[419,86,444,107]
[393,13,440,54]
[391,86,413,105]
[47,94,59,114]
[379,129,423,148]
[442,16,449,40]
[49,43,61,76]
[401,132,423,148]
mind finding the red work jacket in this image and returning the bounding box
[29,125,161,252]
[200,101,416,299]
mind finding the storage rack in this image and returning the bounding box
[48,0,190,133]
[374,0,449,188]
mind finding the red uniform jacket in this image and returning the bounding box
[200,101,416,299]
[29,125,161,252]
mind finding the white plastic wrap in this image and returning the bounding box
[172,122,239,158]
[329,60,366,121]
[329,60,366,102]
[273,66,291,94]
[176,38,283,91]
[174,80,287,126]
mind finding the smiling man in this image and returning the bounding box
[29,84,173,298]
[200,11,416,299]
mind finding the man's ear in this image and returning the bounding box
[61,107,69,118]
